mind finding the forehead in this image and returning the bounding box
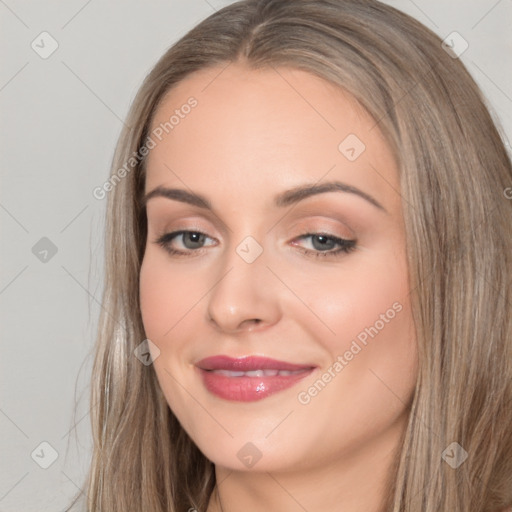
[144,63,398,208]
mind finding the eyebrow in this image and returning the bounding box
[142,180,387,213]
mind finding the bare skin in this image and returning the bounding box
[139,61,418,512]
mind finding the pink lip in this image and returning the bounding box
[195,355,316,402]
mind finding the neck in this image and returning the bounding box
[206,413,406,512]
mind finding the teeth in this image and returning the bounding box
[245,370,266,377]
[211,369,306,377]
[216,370,246,377]
[264,370,280,377]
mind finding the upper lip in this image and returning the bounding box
[196,355,316,372]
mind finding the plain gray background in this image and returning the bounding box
[1,1,511,510]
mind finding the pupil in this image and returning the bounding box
[186,232,203,248]
[313,235,334,251]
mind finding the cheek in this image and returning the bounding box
[139,253,204,339]
[139,258,167,337]
[293,241,418,405]
[290,241,412,354]
[286,249,417,464]
[139,255,197,422]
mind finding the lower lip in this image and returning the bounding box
[197,367,315,402]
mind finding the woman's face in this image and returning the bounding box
[139,63,418,474]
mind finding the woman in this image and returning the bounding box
[69,0,512,510]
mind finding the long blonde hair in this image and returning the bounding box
[68,0,512,510]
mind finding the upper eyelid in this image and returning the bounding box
[146,206,359,238]
[149,214,355,236]
[146,207,232,236]
[159,217,356,236]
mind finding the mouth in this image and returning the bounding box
[195,355,316,402]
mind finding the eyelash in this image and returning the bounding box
[153,230,357,259]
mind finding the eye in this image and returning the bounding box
[292,233,357,259]
[153,230,357,259]
[154,230,216,257]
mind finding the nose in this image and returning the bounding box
[206,243,282,334]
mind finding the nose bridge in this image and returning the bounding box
[206,233,280,333]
